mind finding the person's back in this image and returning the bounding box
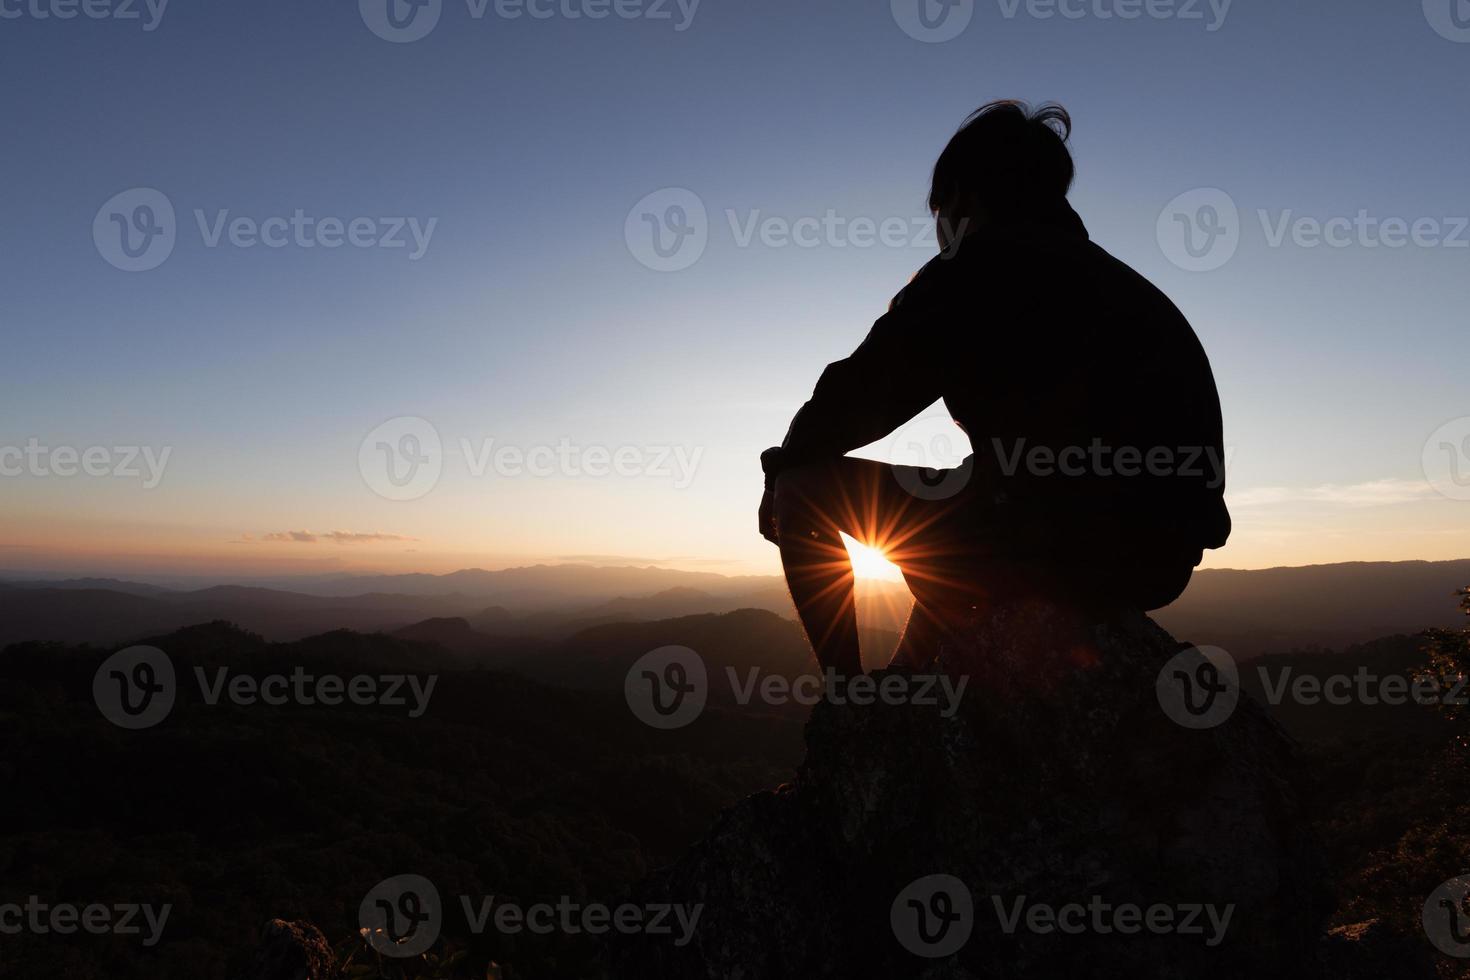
[759,100,1231,672]
[904,206,1230,606]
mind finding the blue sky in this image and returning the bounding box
[2,0,1468,578]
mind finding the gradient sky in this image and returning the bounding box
[3,0,1468,580]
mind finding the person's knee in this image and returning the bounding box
[772,462,840,540]
[772,462,824,513]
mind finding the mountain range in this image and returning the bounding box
[2,558,1466,660]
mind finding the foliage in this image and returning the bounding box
[1422,586,1470,749]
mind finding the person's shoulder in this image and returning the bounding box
[1084,240,1189,314]
[888,244,983,310]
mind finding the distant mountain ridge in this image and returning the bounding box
[0,585,482,648]
[1153,558,1470,657]
[276,564,781,605]
[2,558,1467,658]
[4,576,179,597]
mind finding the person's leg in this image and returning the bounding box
[772,457,959,674]
[772,459,872,675]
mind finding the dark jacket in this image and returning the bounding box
[763,201,1230,578]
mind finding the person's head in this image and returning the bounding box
[929,100,1074,249]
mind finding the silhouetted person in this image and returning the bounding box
[759,101,1230,675]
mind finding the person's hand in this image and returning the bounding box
[758,485,780,545]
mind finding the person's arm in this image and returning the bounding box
[761,261,953,483]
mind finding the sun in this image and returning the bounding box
[840,533,905,582]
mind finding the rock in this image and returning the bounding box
[1318,919,1438,979]
[238,919,337,980]
[611,601,1330,979]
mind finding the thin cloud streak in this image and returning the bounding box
[1229,479,1437,509]
[248,531,419,545]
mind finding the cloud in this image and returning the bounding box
[1229,478,1437,509]
[256,530,418,545]
[262,531,320,543]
